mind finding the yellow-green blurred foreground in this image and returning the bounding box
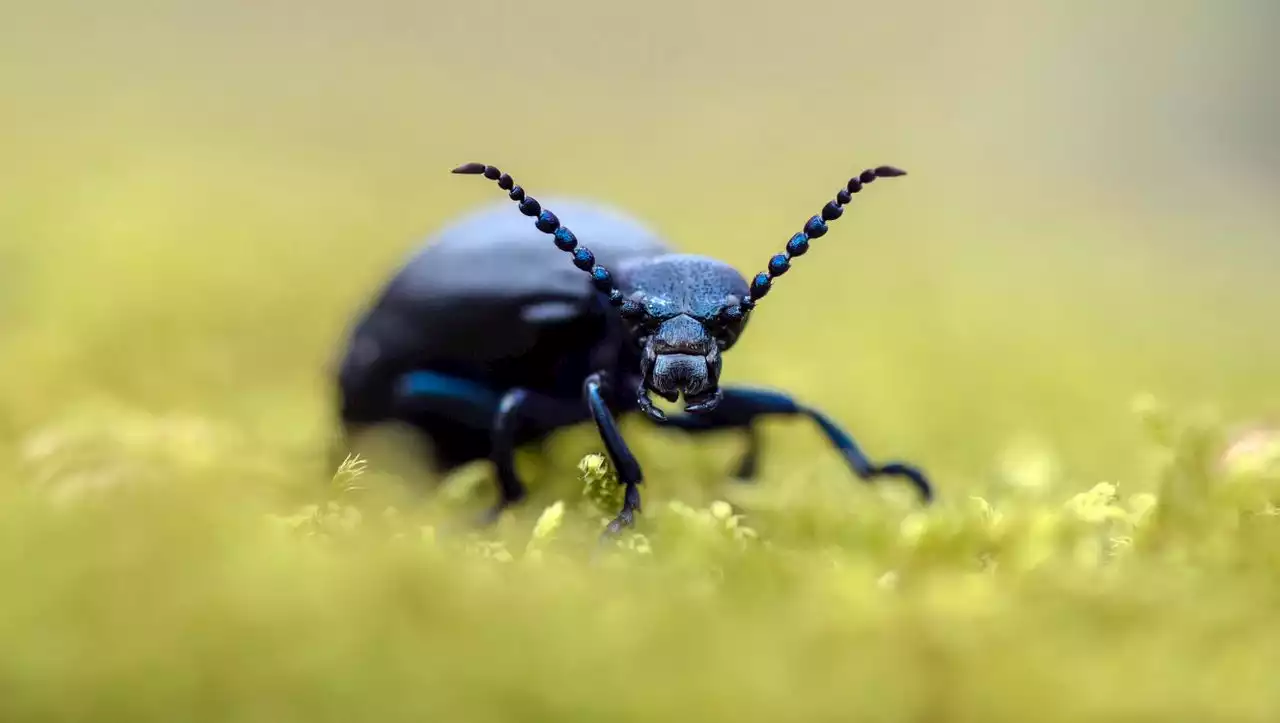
[3,0,1280,720]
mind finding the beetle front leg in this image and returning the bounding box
[583,372,645,537]
[654,385,934,503]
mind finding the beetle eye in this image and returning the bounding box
[619,299,646,320]
[716,304,745,326]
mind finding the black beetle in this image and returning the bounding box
[335,161,933,536]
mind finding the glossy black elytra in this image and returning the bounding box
[334,161,932,538]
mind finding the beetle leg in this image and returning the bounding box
[483,389,533,522]
[395,371,592,524]
[653,385,933,503]
[731,423,762,481]
[485,385,605,524]
[396,370,502,426]
[583,372,645,538]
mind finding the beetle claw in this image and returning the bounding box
[636,386,666,422]
[682,387,723,414]
[598,482,642,542]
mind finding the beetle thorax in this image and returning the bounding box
[615,254,751,320]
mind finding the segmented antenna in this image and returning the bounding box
[451,163,642,317]
[735,165,907,316]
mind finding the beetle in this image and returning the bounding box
[335,161,934,537]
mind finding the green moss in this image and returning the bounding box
[1,400,1279,722]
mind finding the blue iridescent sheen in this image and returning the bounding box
[398,370,500,409]
[767,253,790,276]
[786,233,810,257]
[804,215,828,238]
[535,210,559,233]
[553,227,577,251]
[518,197,541,216]
[751,272,772,298]
[590,265,613,291]
[572,247,594,270]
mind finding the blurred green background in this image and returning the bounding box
[3,2,1280,720]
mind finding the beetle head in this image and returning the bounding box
[628,312,730,420]
[612,256,754,421]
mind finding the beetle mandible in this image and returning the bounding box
[335,161,934,537]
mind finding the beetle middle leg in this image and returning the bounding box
[483,386,612,524]
[396,371,589,523]
[484,389,534,523]
[654,385,934,502]
[731,423,762,480]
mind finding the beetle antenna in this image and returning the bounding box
[739,165,907,312]
[452,162,642,317]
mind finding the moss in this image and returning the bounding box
[0,400,1278,722]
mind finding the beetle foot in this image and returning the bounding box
[475,491,527,528]
[598,482,642,541]
[475,502,508,528]
[860,458,934,504]
[601,512,634,537]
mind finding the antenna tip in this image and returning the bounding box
[452,163,487,174]
[875,165,908,177]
